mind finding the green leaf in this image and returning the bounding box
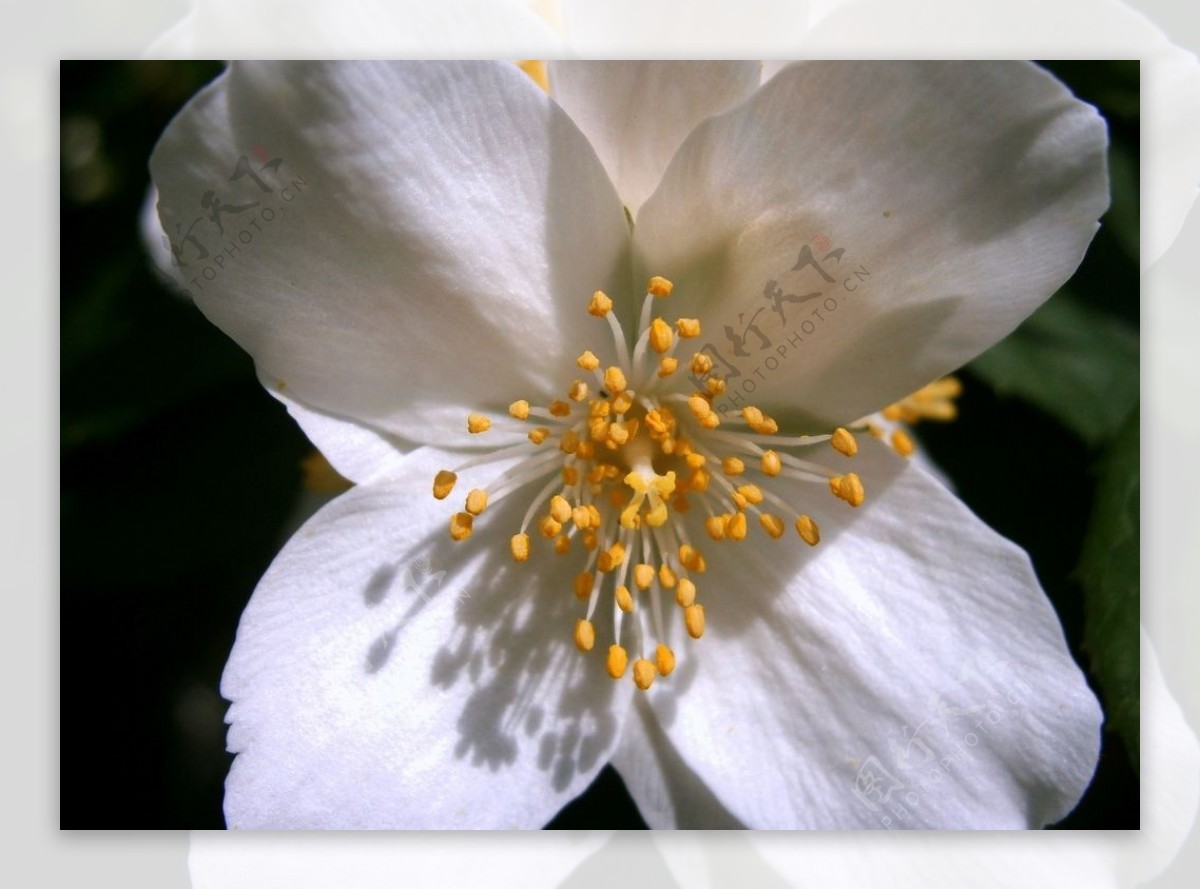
[968,292,1139,445]
[1078,406,1140,769]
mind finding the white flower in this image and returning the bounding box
[150,60,1109,829]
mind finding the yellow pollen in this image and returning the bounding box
[688,394,712,421]
[607,421,631,446]
[679,544,705,572]
[705,376,727,396]
[705,515,727,540]
[761,450,782,477]
[549,495,572,524]
[467,413,491,434]
[655,643,676,676]
[606,644,628,679]
[684,604,706,638]
[649,317,673,354]
[686,452,707,469]
[529,427,550,445]
[891,428,916,457]
[658,356,679,377]
[574,571,594,599]
[658,563,677,589]
[675,318,701,338]
[554,534,572,555]
[508,400,530,420]
[831,427,859,457]
[741,406,778,435]
[576,440,595,461]
[721,456,745,476]
[611,391,635,415]
[574,618,595,652]
[562,466,579,486]
[510,533,531,562]
[588,290,613,317]
[796,514,820,546]
[634,563,655,590]
[690,352,713,375]
[830,472,866,507]
[597,542,626,572]
[465,489,488,516]
[675,577,697,607]
[449,512,473,541]
[726,512,748,541]
[568,380,589,402]
[549,400,571,418]
[604,366,627,394]
[759,513,786,539]
[688,467,711,493]
[736,483,765,505]
[633,658,656,691]
[559,430,580,454]
[590,399,611,419]
[577,350,600,371]
[570,505,591,529]
[647,275,673,297]
[583,530,599,551]
[538,515,561,538]
[432,469,458,500]
[615,585,634,612]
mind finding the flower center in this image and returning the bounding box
[431,277,868,690]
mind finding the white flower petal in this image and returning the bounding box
[222,446,633,828]
[147,0,565,57]
[643,440,1101,828]
[610,697,743,829]
[547,62,761,219]
[634,60,1108,426]
[150,61,631,447]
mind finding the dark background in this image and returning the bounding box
[60,60,1140,829]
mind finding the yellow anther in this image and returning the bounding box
[467,413,491,434]
[705,515,727,540]
[554,534,571,555]
[883,405,905,422]
[549,495,572,524]
[587,504,602,527]
[678,544,704,572]
[698,412,721,429]
[647,275,673,297]
[611,392,634,415]
[577,350,601,371]
[725,511,748,541]
[549,400,571,418]
[687,394,712,421]
[575,440,595,461]
[606,644,628,679]
[655,643,676,676]
[690,352,714,375]
[568,379,589,402]
[582,530,599,551]
[529,426,550,445]
[675,318,701,338]
[658,563,677,589]
[574,618,595,652]
[538,515,562,538]
[570,505,590,529]
[706,376,727,396]
[510,532,531,562]
[891,428,916,457]
[633,658,656,691]
[742,406,778,435]
[607,421,631,446]
[831,427,859,457]
[867,422,884,438]
[736,483,764,505]
[589,399,611,418]
[563,466,580,486]
[761,450,782,477]
[432,470,458,500]
[658,356,679,377]
[598,542,626,572]
[675,577,697,607]
[796,514,820,546]
[759,513,786,539]
[603,366,627,395]
[508,399,530,420]
[559,430,580,454]
[684,604,706,639]
[574,571,594,600]
[831,472,865,507]
[721,456,745,476]
[517,60,549,92]
[449,512,473,541]
[686,453,707,469]
[615,585,634,612]
[634,563,655,591]
[588,290,613,317]
[465,489,488,516]
[688,467,711,493]
[649,318,673,354]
